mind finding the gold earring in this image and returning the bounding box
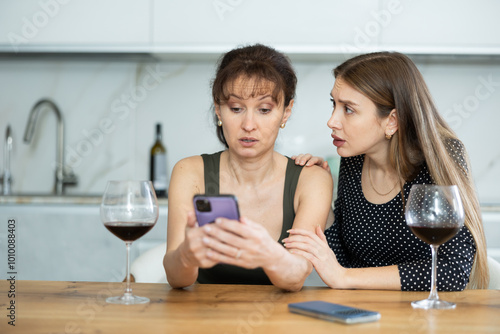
[217,119,222,127]
[385,132,393,140]
[280,123,286,129]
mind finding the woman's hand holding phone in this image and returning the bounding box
[201,215,283,270]
[174,194,244,271]
[177,211,218,269]
[193,195,283,269]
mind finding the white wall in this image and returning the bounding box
[1,0,500,284]
[1,57,500,203]
[0,0,500,203]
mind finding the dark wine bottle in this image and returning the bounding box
[150,123,168,198]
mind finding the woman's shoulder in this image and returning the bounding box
[292,159,334,211]
[444,138,469,174]
[445,138,466,155]
[173,155,204,169]
[171,155,205,180]
[293,160,333,195]
[281,153,330,179]
[298,162,332,181]
[169,155,206,199]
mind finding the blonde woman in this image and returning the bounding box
[286,52,489,291]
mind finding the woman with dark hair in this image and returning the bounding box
[163,44,333,291]
[285,52,489,291]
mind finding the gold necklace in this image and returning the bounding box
[367,158,399,196]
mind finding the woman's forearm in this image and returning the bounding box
[263,246,313,291]
[283,228,401,290]
[164,247,198,288]
[336,265,401,290]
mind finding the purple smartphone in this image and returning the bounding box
[193,194,240,226]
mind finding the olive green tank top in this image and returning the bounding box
[197,151,303,285]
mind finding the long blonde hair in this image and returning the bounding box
[334,52,489,289]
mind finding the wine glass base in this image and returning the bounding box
[411,299,456,310]
[106,294,150,305]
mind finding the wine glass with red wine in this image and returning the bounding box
[101,180,159,305]
[405,184,465,309]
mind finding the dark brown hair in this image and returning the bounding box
[211,44,297,147]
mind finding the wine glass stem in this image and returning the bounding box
[125,241,132,296]
[428,244,440,301]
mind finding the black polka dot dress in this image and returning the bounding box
[324,154,476,291]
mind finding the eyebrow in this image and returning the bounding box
[228,94,243,100]
[228,94,273,101]
[330,96,360,106]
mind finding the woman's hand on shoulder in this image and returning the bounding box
[292,153,331,173]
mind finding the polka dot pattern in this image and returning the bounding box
[446,138,469,175]
[324,154,476,291]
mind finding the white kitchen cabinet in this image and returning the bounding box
[379,0,500,52]
[0,202,167,282]
[152,0,379,55]
[0,0,499,57]
[0,0,151,52]
[152,0,500,59]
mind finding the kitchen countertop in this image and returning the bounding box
[479,204,500,213]
[0,194,168,206]
[0,194,498,212]
[3,280,500,333]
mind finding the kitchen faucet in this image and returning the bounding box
[1,124,13,195]
[24,99,77,194]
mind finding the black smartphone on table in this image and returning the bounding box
[288,301,381,325]
[193,194,240,226]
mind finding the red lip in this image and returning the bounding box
[332,134,345,148]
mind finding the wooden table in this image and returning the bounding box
[1,280,499,333]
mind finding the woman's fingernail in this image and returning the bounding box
[215,218,222,224]
[202,237,210,245]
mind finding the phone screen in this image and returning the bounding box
[193,194,240,226]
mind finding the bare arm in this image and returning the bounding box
[274,165,333,290]
[163,157,217,288]
[201,165,333,291]
[202,216,312,291]
[283,227,401,290]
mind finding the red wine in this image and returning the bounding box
[409,225,460,245]
[104,223,154,242]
